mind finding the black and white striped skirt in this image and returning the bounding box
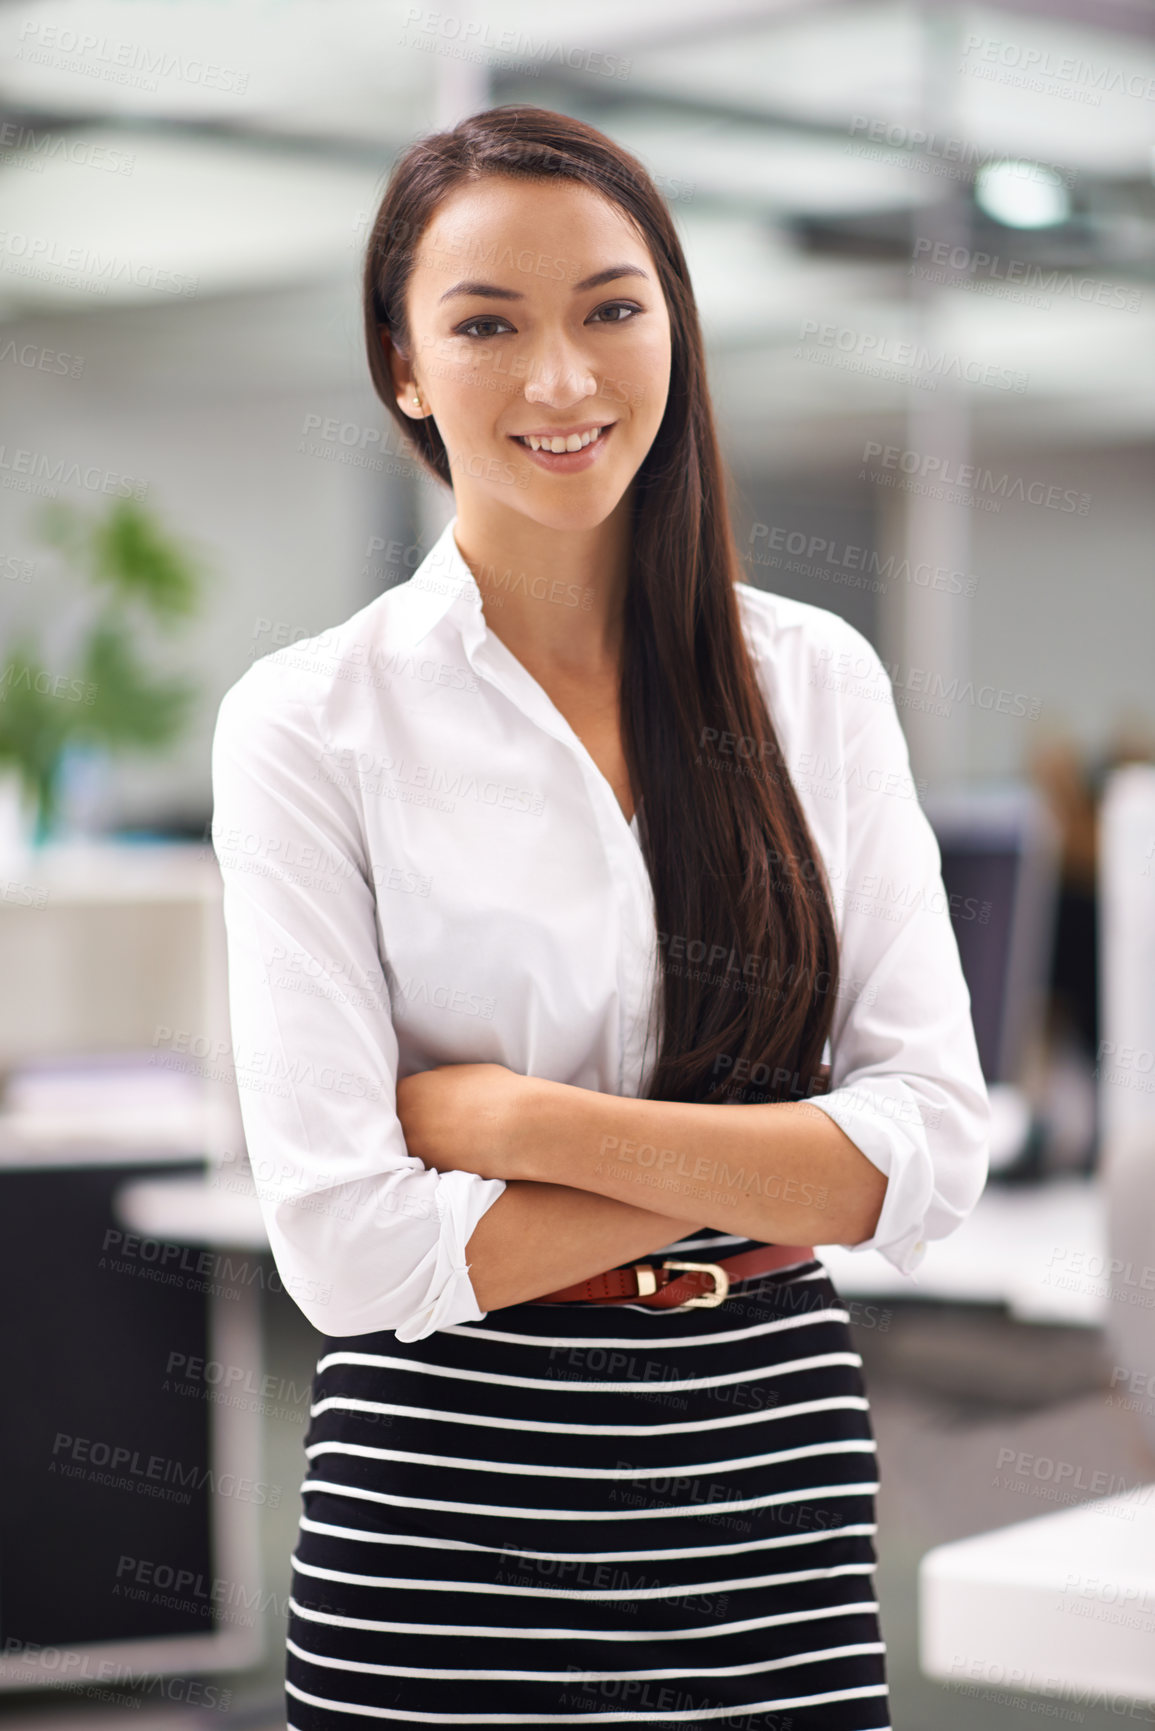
[285,1230,891,1729]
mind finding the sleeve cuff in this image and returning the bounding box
[806,1090,932,1281]
[394,1168,507,1342]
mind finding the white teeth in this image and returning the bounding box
[519,425,604,453]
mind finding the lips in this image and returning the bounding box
[507,421,617,473]
[511,422,612,454]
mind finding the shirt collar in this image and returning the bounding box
[388,515,487,659]
[389,512,794,664]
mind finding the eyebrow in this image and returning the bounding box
[437,263,650,305]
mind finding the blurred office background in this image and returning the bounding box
[1,0,1155,1726]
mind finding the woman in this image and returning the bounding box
[211,105,989,1730]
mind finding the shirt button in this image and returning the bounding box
[914,1240,926,1253]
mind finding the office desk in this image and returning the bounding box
[921,1490,1155,1707]
[818,1173,1108,1326]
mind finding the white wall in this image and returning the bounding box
[729,437,1155,791]
[966,440,1155,781]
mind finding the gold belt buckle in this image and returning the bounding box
[660,1259,731,1308]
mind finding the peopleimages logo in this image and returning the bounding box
[16,20,249,93]
[910,238,1141,313]
[861,442,1091,513]
[846,115,1077,187]
[746,522,978,594]
[0,231,197,296]
[0,121,135,174]
[0,444,148,499]
[798,318,1029,392]
[958,32,1155,102]
[399,7,632,78]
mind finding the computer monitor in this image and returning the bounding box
[919,785,1062,1179]
[922,784,1061,1090]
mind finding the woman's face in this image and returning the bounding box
[390,173,673,534]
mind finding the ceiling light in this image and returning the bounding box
[974,160,1071,229]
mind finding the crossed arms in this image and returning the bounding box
[396,1062,886,1312]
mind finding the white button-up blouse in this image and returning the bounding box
[210,515,990,1342]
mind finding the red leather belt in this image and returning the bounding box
[534,1243,816,1311]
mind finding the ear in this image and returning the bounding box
[380,324,424,418]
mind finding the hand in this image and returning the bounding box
[395,1062,535,1181]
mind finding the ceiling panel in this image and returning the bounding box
[607,116,930,215]
[0,129,382,312]
[619,0,1155,176]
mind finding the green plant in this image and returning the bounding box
[0,496,205,842]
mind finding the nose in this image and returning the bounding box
[523,332,599,410]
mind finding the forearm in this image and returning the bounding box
[464,1182,700,1314]
[512,1081,888,1247]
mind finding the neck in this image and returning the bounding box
[452,493,632,678]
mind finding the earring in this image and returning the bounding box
[412,391,422,410]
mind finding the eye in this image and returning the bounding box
[589,301,642,324]
[456,315,514,339]
[455,302,643,339]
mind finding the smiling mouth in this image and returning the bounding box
[511,424,612,453]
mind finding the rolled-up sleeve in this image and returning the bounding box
[802,622,991,1277]
[209,661,507,1340]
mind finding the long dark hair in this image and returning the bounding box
[362,106,838,1108]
